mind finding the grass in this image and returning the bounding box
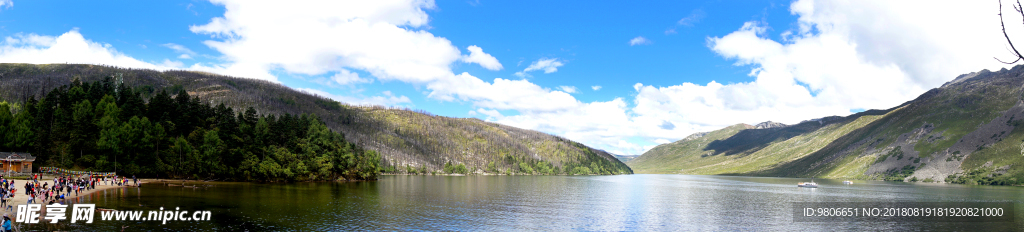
[910,86,1018,158]
[630,114,883,175]
[821,153,875,179]
[627,124,748,174]
[628,67,1024,185]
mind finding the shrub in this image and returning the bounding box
[454,163,468,174]
[443,162,454,174]
[519,162,534,174]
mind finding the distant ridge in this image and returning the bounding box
[0,63,632,175]
[630,65,1024,186]
[753,121,786,129]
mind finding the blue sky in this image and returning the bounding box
[0,0,1015,155]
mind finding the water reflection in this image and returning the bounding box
[19,174,1024,231]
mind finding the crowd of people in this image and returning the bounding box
[0,173,140,231]
[0,174,139,211]
[0,178,16,212]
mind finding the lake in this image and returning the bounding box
[22,174,1024,231]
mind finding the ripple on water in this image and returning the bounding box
[35,175,1024,231]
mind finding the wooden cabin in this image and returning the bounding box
[0,152,34,174]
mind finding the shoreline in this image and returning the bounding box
[380,173,629,176]
[6,178,145,209]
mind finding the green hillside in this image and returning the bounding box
[0,63,631,176]
[630,66,1024,185]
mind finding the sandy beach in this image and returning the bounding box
[0,177,144,212]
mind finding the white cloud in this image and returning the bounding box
[189,0,458,83]
[524,58,564,73]
[159,59,184,68]
[490,97,638,154]
[186,3,199,16]
[0,13,635,154]
[476,108,502,118]
[480,0,1021,156]
[185,0,586,115]
[331,69,372,85]
[628,82,849,140]
[676,9,705,26]
[0,1,636,154]
[591,85,602,91]
[558,86,577,93]
[4,33,54,47]
[0,0,11,10]
[6,0,1013,157]
[692,0,1013,127]
[514,58,564,77]
[512,71,530,78]
[426,72,580,112]
[461,45,502,70]
[162,43,196,56]
[786,0,1011,87]
[629,36,651,46]
[219,0,1024,157]
[0,30,180,70]
[298,88,411,107]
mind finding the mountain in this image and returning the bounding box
[612,154,638,163]
[753,121,786,129]
[0,63,631,175]
[629,66,1024,185]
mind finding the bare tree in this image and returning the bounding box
[998,0,1024,64]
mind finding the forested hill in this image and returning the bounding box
[0,63,631,176]
[0,73,382,181]
[629,65,1024,186]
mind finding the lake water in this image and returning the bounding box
[22,174,1024,231]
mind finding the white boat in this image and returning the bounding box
[798,180,818,188]
[843,180,853,185]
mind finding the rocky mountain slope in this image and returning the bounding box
[0,64,631,175]
[754,121,787,129]
[629,66,1024,185]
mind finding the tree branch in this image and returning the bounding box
[997,0,1024,64]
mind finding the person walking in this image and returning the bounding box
[2,213,10,232]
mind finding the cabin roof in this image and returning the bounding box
[0,152,35,162]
